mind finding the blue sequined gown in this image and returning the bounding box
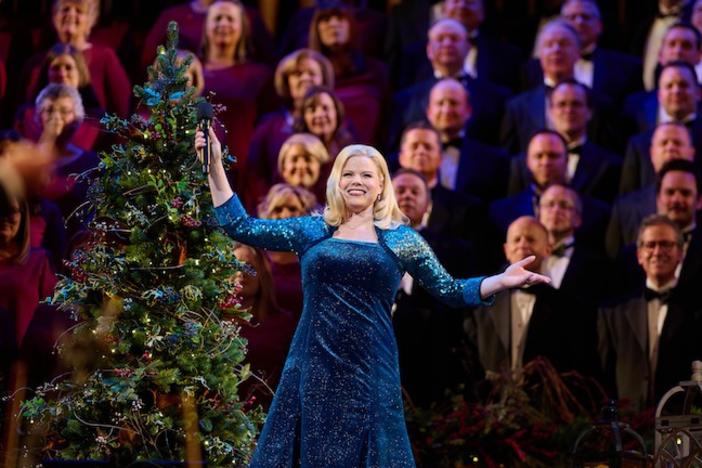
[215,195,489,467]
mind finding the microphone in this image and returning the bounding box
[196,101,214,174]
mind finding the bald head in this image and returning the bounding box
[504,216,551,270]
[426,18,470,77]
[427,78,471,139]
[650,123,695,173]
[537,19,580,82]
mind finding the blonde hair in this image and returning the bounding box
[274,49,335,100]
[257,183,318,219]
[201,0,250,64]
[277,133,330,174]
[323,145,407,229]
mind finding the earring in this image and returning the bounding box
[376,194,381,202]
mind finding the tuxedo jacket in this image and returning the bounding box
[500,85,616,154]
[393,229,480,407]
[454,137,510,203]
[605,185,656,259]
[522,49,642,104]
[429,184,486,248]
[598,292,701,410]
[615,222,702,300]
[388,75,511,151]
[559,244,612,308]
[507,140,622,203]
[464,285,573,374]
[490,188,611,252]
[619,121,702,195]
[629,3,693,58]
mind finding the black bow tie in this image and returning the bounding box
[644,287,672,303]
[568,145,584,156]
[443,138,463,150]
[552,242,574,257]
[580,51,594,62]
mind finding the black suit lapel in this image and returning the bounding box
[569,143,598,193]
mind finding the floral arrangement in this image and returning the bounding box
[405,358,654,467]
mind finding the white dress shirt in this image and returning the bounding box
[643,14,679,90]
[510,289,537,370]
[543,235,575,289]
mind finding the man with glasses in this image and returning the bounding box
[536,183,606,380]
[598,215,702,411]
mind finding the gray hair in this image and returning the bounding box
[35,83,85,122]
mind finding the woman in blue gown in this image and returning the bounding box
[195,128,550,467]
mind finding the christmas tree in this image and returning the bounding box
[21,23,262,465]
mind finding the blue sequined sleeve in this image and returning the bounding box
[386,226,494,308]
[214,194,328,254]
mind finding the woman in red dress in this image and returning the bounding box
[200,0,273,185]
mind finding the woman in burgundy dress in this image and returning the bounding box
[17,43,103,152]
[293,85,356,186]
[232,243,296,408]
[244,48,334,211]
[199,0,273,185]
[308,3,389,146]
[0,166,57,386]
[256,183,319,320]
[34,83,100,245]
[25,0,131,118]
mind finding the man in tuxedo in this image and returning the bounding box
[464,216,571,374]
[501,19,584,154]
[388,18,511,149]
[621,62,702,195]
[491,129,610,250]
[509,79,622,202]
[598,215,702,411]
[624,25,702,136]
[424,79,510,201]
[632,1,695,91]
[656,159,702,296]
[538,184,610,303]
[607,132,695,258]
[391,168,481,406]
[396,122,486,243]
[558,0,643,104]
[386,0,523,91]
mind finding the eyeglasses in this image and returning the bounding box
[638,240,680,251]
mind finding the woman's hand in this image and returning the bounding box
[501,256,551,289]
[194,125,234,206]
[194,126,223,168]
[479,256,551,299]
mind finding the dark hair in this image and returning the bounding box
[293,85,345,135]
[308,2,356,52]
[659,59,700,87]
[547,78,594,109]
[655,158,702,194]
[392,167,429,189]
[0,170,30,263]
[666,22,702,51]
[528,128,569,153]
[399,121,441,148]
